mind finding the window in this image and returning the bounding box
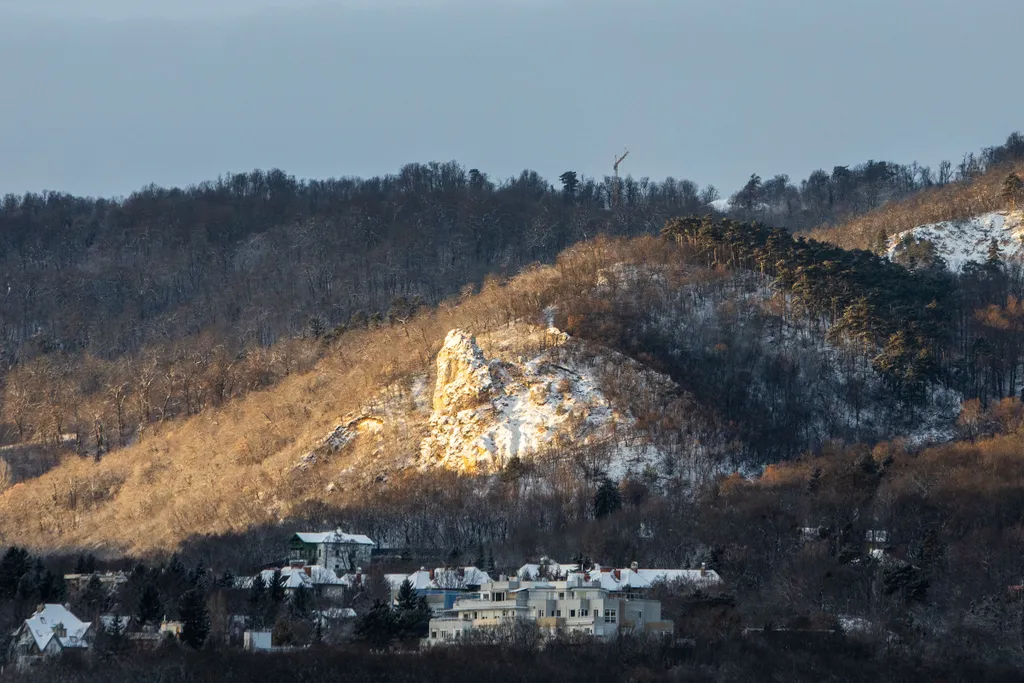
[570,609,576,618]
[473,612,478,619]
[604,609,617,623]
[537,610,544,618]
[502,610,507,617]
[555,610,561,617]
[580,609,589,617]
[431,631,437,639]
[558,592,565,599]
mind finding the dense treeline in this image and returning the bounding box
[663,215,1024,409]
[8,410,1024,674]
[734,131,1024,232]
[1,132,1021,463]
[9,639,1022,683]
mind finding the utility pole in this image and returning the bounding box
[612,149,629,210]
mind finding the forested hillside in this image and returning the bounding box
[5,131,1024,676]
[2,132,1023,474]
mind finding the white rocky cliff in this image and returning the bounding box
[418,329,624,473]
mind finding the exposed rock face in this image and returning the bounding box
[432,330,494,414]
[419,328,621,473]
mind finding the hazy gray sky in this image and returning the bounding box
[1,0,1022,198]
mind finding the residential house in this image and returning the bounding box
[63,571,129,593]
[237,564,348,600]
[288,530,374,574]
[517,559,722,593]
[384,566,493,615]
[425,575,673,646]
[9,604,94,669]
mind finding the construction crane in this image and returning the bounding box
[612,148,630,210]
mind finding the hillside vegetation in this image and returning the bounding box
[3,131,1022,474]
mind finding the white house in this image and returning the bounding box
[10,604,94,669]
[288,530,375,573]
[383,566,493,615]
[425,575,674,646]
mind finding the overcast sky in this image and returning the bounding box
[1,0,1022,198]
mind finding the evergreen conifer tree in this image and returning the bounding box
[136,582,162,626]
[178,588,211,649]
[593,477,623,519]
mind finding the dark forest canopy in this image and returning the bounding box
[1,131,1021,368]
[0,131,1022,464]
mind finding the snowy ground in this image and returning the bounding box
[888,210,1024,271]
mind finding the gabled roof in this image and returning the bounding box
[293,531,375,546]
[99,615,132,631]
[385,566,493,591]
[236,565,345,590]
[22,604,92,651]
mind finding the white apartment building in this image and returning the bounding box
[425,576,673,646]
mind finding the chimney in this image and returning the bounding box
[304,566,312,577]
[700,562,706,577]
[429,569,435,581]
[613,569,621,581]
[630,561,639,571]
[499,574,507,582]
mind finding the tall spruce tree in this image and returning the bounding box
[178,588,210,649]
[594,477,623,519]
[136,582,162,626]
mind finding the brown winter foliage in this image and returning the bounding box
[810,161,1024,251]
[0,237,703,555]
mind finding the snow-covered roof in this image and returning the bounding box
[516,560,581,579]
[99,615,131,631]
[386,566,493,591]
[22,605,92,651]
[294,531,375,546]
[236,565,345,590]
[633,568,722,586]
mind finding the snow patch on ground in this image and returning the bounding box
[888,210,1024,272]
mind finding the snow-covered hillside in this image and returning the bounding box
[888,210,1024,271]
[419,328,629,473]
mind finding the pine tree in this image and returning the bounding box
[1002,172,1024,209]
[986,238,1004,270]
[38,569,67,603]
[268,570,286,604]
[395,579,417,612]
[486,552,496,575]
[473,541,485,569]
[0,547,30,599]
[80,574,108,616]
[593,477,623,519]
[559,171,579,201]
[247,573,266,628]
[136,582,162,626]
[178,588,210,649]
[290,584,309,617]
[354,599,397,647]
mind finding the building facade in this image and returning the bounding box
[9,604,94,669]
[425,576,673,645]
[288,530,374,574]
